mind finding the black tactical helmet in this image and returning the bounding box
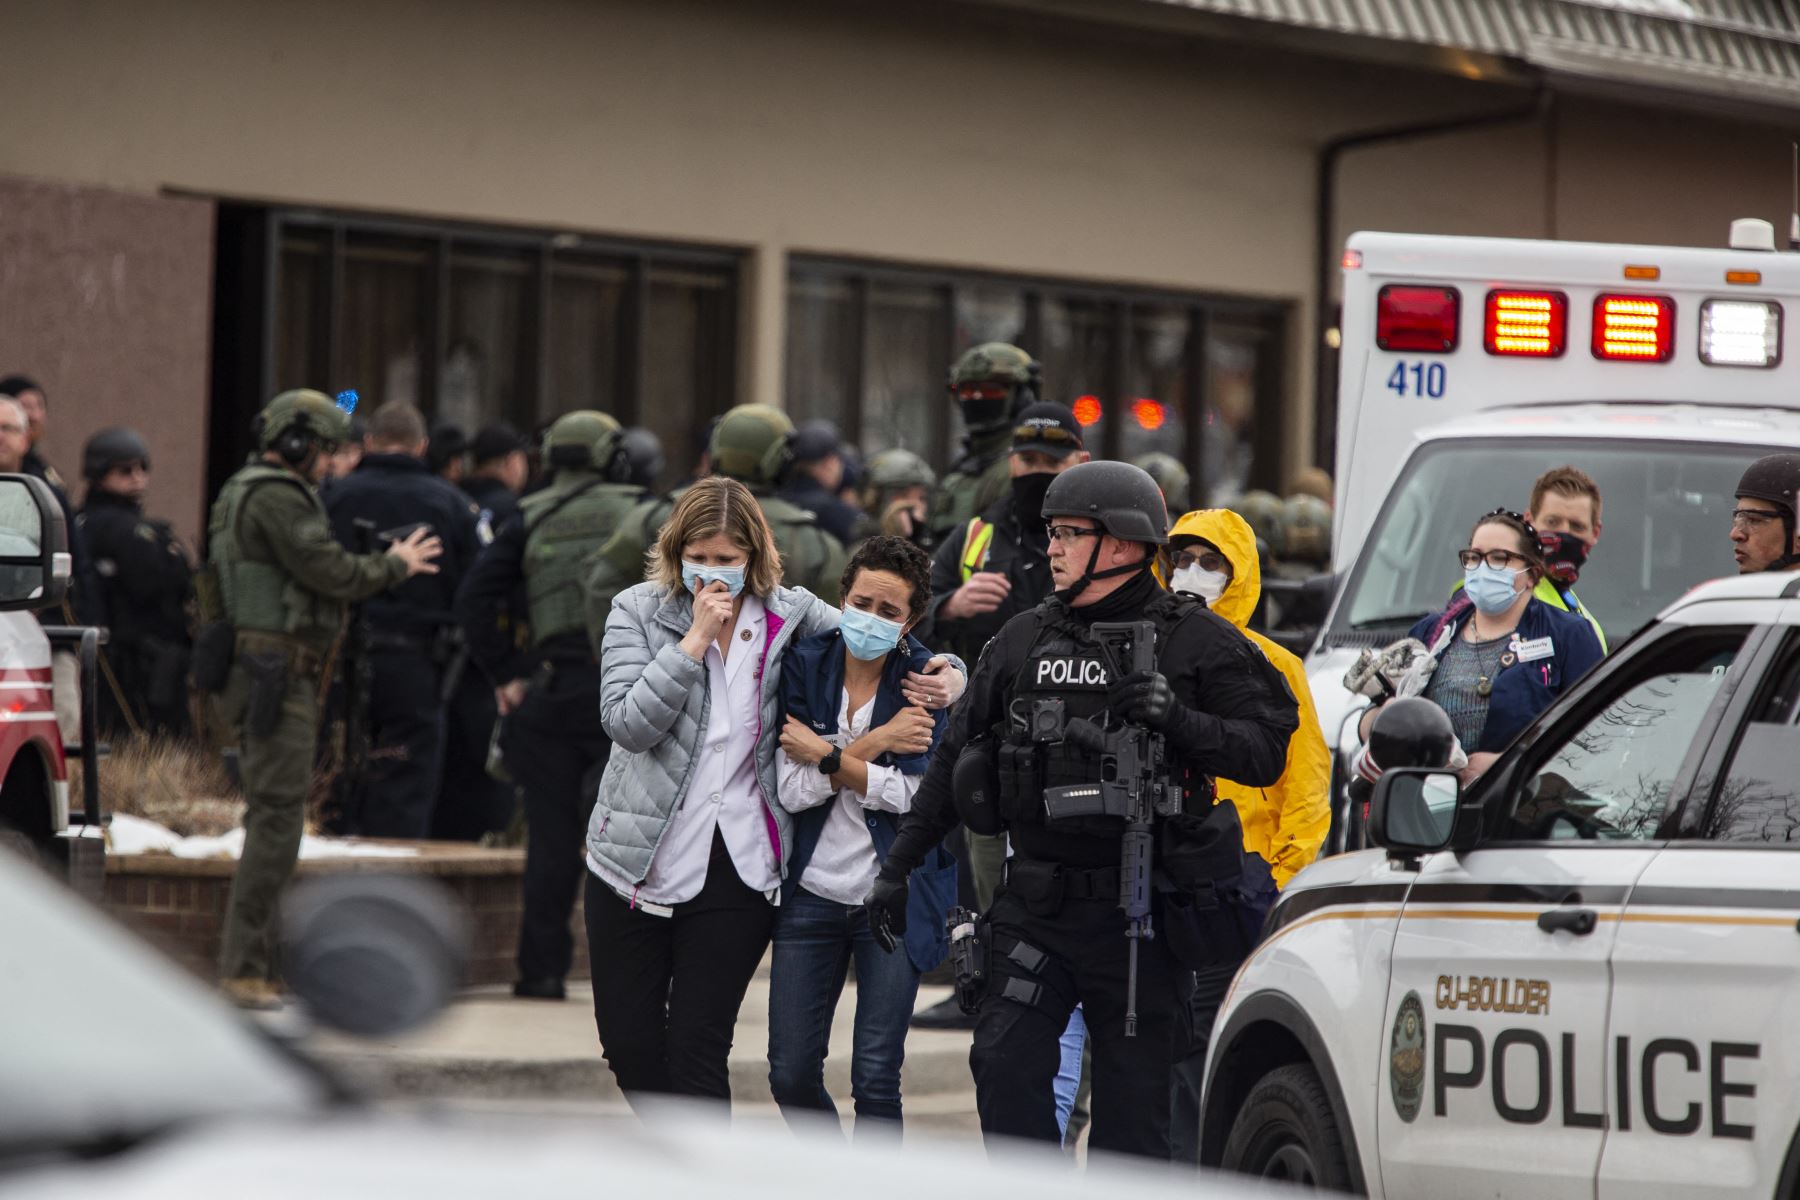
[82,427,151,482]
[1368,697,1458,771]
[1735,454,1800,518]
[620,427,665,490]
[1041,460,1170,545]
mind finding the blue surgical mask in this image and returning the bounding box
[839,606,905,661]
[682,560,747,598]
[1464,563,1522,615]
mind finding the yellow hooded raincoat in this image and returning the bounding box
[1167,509,1330,887]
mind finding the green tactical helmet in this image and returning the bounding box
[1233,489,1287,558]
[255,389,353,457]
[948,343,1040,432]
[543,409,624,474]
[865,447,937,493]
[1281,493,1332,566]
[1133,452,1192,515]
[710,403,796,485]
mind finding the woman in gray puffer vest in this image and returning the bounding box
[584,476,964,1111]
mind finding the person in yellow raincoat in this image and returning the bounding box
[1161,506,1332,1162]
[1162,507,1330,887]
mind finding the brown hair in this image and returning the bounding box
[1470,509,1544,586]
[649,476,783,597]
[1529,465,1602,524]
[366,399,428,448]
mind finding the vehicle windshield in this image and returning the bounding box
[0,849,328,1165]
[1333,438,1759,644]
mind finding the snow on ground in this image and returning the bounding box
[101,812,419,860]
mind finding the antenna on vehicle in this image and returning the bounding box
[1790,141,1798,251]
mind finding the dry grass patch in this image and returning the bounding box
[73,733,244,838]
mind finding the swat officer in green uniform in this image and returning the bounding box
[582,403,848,640]
[204,390,442,1009]
[927,343,1041,548]
[454,410,648,1000]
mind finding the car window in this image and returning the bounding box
[1334,439,1754,644]
[1493,632,1747,842]
[1704,637,1800,843]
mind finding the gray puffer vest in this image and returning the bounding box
[586,581,839,887]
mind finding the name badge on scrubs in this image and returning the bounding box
[1513,635,1554,663]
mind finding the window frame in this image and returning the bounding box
[783,253,1290,485]
[1469,622,1769,848]
[1685,622,1800,843]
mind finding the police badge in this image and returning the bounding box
[1390,990,1426,1123]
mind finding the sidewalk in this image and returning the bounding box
[305,967,977,1112]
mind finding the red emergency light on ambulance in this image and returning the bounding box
[1309,219,1800,850]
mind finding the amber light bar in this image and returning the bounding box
[1485,290,1566,357]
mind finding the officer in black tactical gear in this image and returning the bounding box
[455,410,648,1000]
[864,460,1298,1159]
[323,400,483,838]
[78,427,194,738]
[619,427,665,491]
[464,422,529,532]
[1731,453,1800,574]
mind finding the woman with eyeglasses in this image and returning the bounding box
[1361,508,1604,784]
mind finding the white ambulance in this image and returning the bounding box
[1202,568,1800,1197]
[1308,222,1800,848]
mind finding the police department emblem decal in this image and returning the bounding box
[1390,990,1425,1123]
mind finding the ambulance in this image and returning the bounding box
[1307,221,1800,849]
[0,472,90,868]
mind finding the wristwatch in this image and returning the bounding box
[818,747,843,776]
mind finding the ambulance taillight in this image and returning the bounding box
[1376,285,1458,353]
[1699,300,1781,368]
[1484,290,1566,358]
[1592,294,1675,362]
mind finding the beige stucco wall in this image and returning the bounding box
[0,0,1792,491]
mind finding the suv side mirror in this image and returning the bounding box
[0,475,69,612]
[1370,766,1461,859]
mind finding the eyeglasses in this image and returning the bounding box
[1046,524,1103,545]
[1458,548,1531,570]
[1732,507,1785,530]
[1014,423,1082,446]
[1173,550,1228,573]
[956,383,1011,403]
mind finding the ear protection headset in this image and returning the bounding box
[253,410,328,468]
[758,430,797,486]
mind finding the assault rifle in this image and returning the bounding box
[1040,620,1176,1037]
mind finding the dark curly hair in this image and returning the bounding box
[841,535,933,622]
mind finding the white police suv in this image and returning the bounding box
[1203,570,1800,1198]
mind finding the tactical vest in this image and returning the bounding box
[207,463,335,638]
[757,492,840,599]
[996,590,1204,838]
[1534,576,1608,653]
[521,474,643,646]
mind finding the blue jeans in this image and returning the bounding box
[1053,1005,1087,1142]
[767,886,922,1136]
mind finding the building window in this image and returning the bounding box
[222,206,740,493]
[784,257,1289,501]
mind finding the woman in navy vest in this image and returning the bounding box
[770,535,958,1137]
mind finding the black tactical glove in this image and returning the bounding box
[1108,670,1176,731]
[863,867,910,954]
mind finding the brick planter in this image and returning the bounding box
[103,841,588,987]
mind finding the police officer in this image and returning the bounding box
[864,461,1297,1158]
[779,419,862,545]
[927,343,1041,547]
[464,422,529,532]
[582,403,849,635]
[916,403,1089,986]
[323,400,482,838]
[455,410,645,1000]
[1133,452,1192,516]
[1731,453,1800,574]
[619,427,665,491]
[855,447,937,548]
[206,390,441,1008]
[77,427,194,738]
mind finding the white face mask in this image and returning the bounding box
[1172,564,1229,605]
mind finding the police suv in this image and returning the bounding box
[1310,222,1800,849]
[1204,570,1800,1197]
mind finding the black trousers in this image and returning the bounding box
[431,668,516,841]
[501,660,609,983]
[1168,962,1236,1164]
[355,650,445,838]
[971,883,1183,1160]
[584,830,775,1109]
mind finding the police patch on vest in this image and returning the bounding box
[1391,989,1426,1123]
[1031,656,1109,690]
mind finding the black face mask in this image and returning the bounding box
[1011,471,1056,527]
[960,397,1010,434]
[1538,532,1589,587]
